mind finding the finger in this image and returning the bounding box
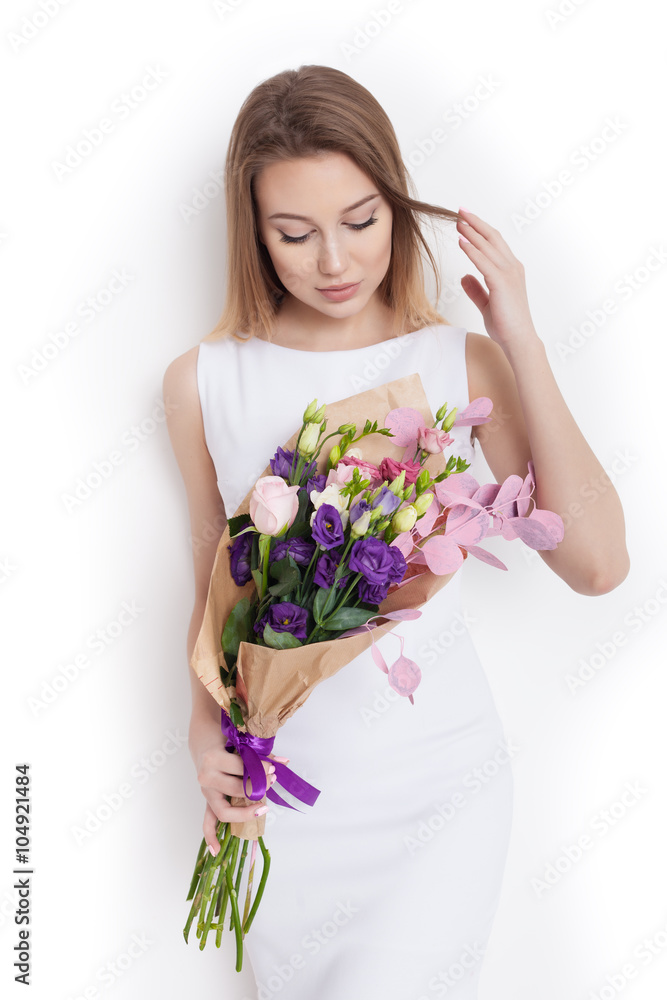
[199,764,278,800]
[457,208,514,267]
[204,792,270,838]
[203,802,223,854]
[457,219,507,270]
[210,746,277,776]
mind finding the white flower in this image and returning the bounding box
[310,482,350,514]
[309,483,350,530]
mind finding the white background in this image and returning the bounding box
[2,1,666,998]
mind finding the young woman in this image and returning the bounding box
[164,65,629,999]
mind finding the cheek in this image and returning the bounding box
[368,221,393,271]
[270,243,320,289]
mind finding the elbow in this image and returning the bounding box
[575,551,631,597]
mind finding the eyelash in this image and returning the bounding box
[278,214,379,245]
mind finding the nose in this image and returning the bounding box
[317,233,349,278]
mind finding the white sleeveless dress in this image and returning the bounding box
[196,324,513,1000]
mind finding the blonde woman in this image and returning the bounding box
[164,65,629,999]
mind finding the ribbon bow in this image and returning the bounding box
[220,709,320,811]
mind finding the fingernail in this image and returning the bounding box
[254,805,269,817]
[459,235,470,243]
[458,206,471,212]
[207,843,219,856]
[272,756,290,764]
[268,774,277,785]
[268,764,276,774]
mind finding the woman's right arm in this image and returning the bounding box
[162,345,275,853]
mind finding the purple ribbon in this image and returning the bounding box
[220,709,320,811]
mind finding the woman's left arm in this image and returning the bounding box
[457,207,630,597]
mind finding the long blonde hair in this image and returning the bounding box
[204,64,461,343]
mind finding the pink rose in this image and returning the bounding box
[338,454,382,484]
[379,457,423,485]
[249,476,300,536]
[325,463,356,487]
[418,426,453,454]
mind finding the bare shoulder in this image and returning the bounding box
[162,344,208,453]
[163,345,200,414]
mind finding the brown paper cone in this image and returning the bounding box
[191,373,461,839]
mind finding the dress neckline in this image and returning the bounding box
[244,323,458,356]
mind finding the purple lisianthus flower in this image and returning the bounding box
[357,578,390,605]
[370,485,402,517]
[348,536,395,584]
[270,446,316,481]
[306,473,327,496]
[227,531,253,586]
[312,504,345,550]
[387,544,407,584]
[313,548,350,589]
[253,601,308,640]
[269,536,316,566]
[349,498,371,525]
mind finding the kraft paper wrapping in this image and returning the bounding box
[190,373,459,838]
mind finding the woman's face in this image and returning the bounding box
[254,151,393,317]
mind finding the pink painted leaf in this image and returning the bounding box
[500,509,564,549]
[413,493,440,536]
[420,535,465,574]
[492,474,524,517]
[434,471,480,504]
[386,634,422,698]
[446,508,491,546]
[472,482,501,507]
[370,641,389,675]
[441,500,485,531]
[453,396,493,426]
[516,464,536,518]
[465,544,508,570]
[388,654,422,697]
[384,406,426,446]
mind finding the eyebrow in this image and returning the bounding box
[267,193,380,222]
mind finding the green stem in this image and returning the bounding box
[242,849,257,929]
[199,862,224,949]
[226,837,241,932]
[225,860,244,972]
[243,836,271,934]
[186,835,208,900]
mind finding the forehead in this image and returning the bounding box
[254,152,377,212]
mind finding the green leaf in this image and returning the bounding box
[251,567,263,592]
[321,606,377,630]
[229,699,245,729]
[228,514,252,538]
[221,598,251,659]
[313,586,332,624]
[268,578,299,597]
[262,623,303,649]
[286,519,311,538]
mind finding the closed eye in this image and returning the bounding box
[278,214,379,245]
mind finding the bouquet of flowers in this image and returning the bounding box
[183,373,563,968]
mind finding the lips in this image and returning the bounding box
[316,281,361,302]
[317,283,358,290]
